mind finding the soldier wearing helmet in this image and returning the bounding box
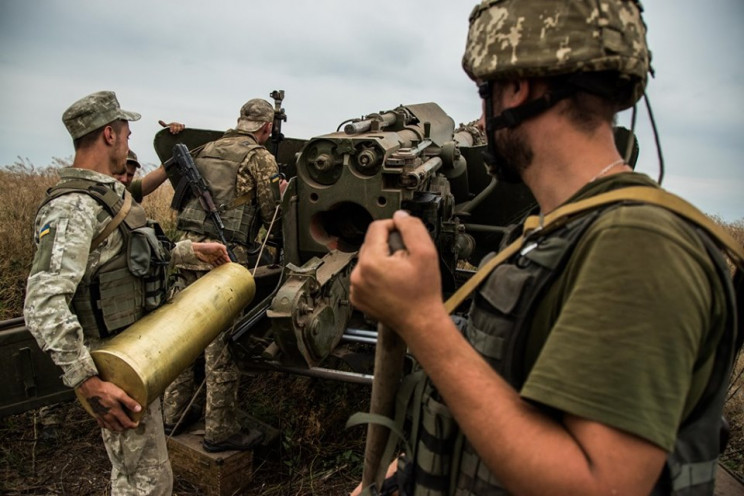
[350,1,740,495]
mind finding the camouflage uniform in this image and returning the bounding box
[163,99,279,445]
[23,91,206,495]
[24,169,171,495]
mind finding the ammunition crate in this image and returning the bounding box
[167,428,253,496]
[166,414,278,496]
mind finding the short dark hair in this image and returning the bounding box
[546,73,624,133]
[73,119,127,151]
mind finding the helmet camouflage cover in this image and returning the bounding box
[462,0,651,108]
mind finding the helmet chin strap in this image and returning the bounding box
[479,81,576,184]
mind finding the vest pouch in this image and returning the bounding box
[98,264,144,333]
[177,198,256,247]
[127,223,170,311]
[465,263,535,374]
[217,202,257,246]
[412,383,458,496]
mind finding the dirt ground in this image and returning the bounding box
[0,372,368,495]
[3,368,744,495]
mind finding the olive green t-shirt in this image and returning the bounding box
[519,173,728,451]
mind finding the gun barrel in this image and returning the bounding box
[344,112,397,135]
[401,156,443,188]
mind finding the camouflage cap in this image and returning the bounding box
[127,150,141,168]
[62,90,141,139]
[237,98,273,132]
[462,0,651,108]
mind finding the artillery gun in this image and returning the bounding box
[141,99,536,383]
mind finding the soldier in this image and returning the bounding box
[350,1,741,495]
[24,90,231,495]
[114,120,185,202]
[163,98,281,452]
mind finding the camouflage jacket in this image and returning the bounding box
[23,168,201,389]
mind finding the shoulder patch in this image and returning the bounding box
[39,222,52,240]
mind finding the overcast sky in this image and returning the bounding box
[1,0,742,222]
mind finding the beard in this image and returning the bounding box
[109,158,127,176]
[483,124,533,184]
[108,152,128,176]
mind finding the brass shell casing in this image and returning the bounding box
[76,263,255,422]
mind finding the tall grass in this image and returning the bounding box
[0,161,62,319]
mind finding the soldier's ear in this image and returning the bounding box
[102,125,116,145]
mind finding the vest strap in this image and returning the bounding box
[445,186,744,314]
[91,191,132,250]
[346,412,412,458]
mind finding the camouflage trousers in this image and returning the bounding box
[101,397,173,496]
[162,269,242,443]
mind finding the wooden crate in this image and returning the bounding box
[167,426,253,496]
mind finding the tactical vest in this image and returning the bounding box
[176,131,262,247]
[40,179,173,339]
[380,203,741,496]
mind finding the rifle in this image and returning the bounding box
[168,143,237,262]
[268,90,286,158]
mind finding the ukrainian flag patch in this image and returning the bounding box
[39,223,52,240]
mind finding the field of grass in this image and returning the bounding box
[0,161,742,493]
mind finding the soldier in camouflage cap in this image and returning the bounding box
[25,91,231,495]
[238,98,275,132]
[350,2,738,495]
[163,96,281,452]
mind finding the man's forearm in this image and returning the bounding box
[402,307,665,495]
[141,165,168,197]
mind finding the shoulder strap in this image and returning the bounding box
[445,186,744,314]
[44,179,133,251]
[90,191,132,249]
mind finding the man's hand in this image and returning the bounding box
[350,458,399,496]
[350,210,443,337]
[193,242,231,266]
[76,376,141,431]
[158,120,185,135]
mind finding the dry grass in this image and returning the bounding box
[141,179,178,239]
[1,163,743,492]
[0,160,63,320]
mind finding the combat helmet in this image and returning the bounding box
[462,0,651,110]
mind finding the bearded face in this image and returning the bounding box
[481,83,533,184]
